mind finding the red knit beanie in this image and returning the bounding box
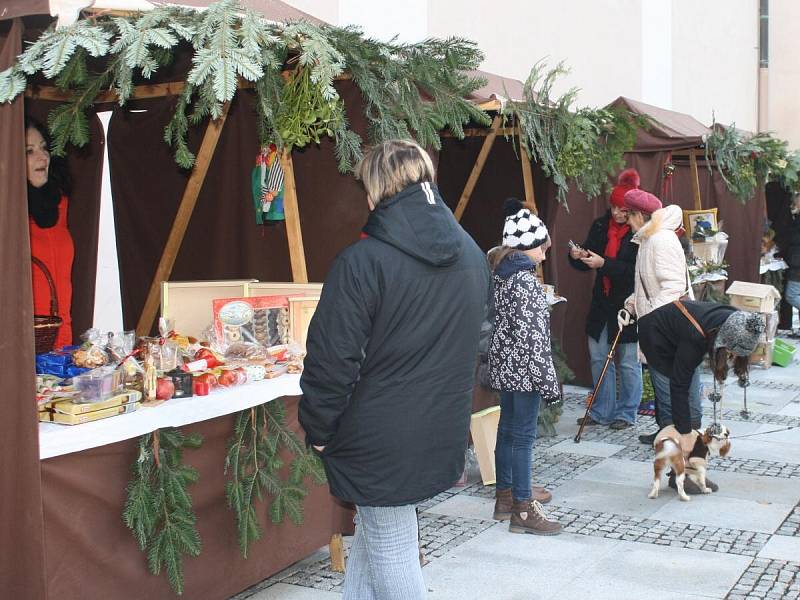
[609,168,640,208]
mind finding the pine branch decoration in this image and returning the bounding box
[123,429,203,596]
[3,0,488,171]
[224,400,326,558]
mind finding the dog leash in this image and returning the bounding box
[729,425,798,440]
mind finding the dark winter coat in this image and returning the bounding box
[786,214,800,281]
[487,252,560,401]
[298,182,491,507]
[638,301,737,434]
[568,211,638,344]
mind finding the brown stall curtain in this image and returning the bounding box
[0,18,48,600]
[41,397,354,600]
[25,102,104,341]
[109,81,371,333]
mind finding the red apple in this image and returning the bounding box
[217,370,238,387]
[156,377,175,400]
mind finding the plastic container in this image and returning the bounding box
[772,339,797,367]
[73,367,122,403]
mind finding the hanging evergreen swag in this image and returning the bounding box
[0,0,487,171]
[704,120,800,201]
[123,428,203,596]
[502,61,647,206]
[224,400,326,558]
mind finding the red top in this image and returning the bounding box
[30,196,74,349]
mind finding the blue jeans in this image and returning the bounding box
[494,390,541,502]
[587,327,643,425]
[343,504,426,600]
[786,280,800,310]
[649,366,702,429]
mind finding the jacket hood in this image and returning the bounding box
[636,204,683,241]
[495,251,536,280]
[362,182,464,267]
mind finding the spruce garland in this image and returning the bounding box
[224,400,326,558]
[123,428,203,596]
[503,61,648,206]
[1,0,486,171]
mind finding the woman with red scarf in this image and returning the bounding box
[27,117,74,349]
[568,169,642,429]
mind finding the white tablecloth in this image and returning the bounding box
[39,374,302,460]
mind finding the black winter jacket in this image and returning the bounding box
[785,214,800,281]
[638,301,737,434]
[298,182,491,507]
[568,212,638,344]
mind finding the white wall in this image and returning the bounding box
[427,0,643,108]
[768,0,800,149]
[671,0,758,131]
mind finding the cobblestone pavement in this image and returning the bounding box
[726,559,800,600]
[235,339,800,600]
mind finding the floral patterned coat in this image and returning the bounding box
[488,252,560,401]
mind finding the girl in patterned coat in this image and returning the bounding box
[488,198,562,536]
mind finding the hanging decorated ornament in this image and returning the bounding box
[251,144,286,225]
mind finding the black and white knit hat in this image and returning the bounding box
[502,198,549,250]
[715,311,766,356]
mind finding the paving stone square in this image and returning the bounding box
[238,335,800,600]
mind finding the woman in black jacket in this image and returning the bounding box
[568,169,641,429]
[637,300,764,491]
[299,140,490,600]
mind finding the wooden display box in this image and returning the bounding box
[726,281,781,313]
[161,280,323,340]
[289,297,320,350]
[470,406,501,485]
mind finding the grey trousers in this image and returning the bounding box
[343,504,427,600]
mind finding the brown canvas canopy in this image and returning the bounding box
[609,96,711,152]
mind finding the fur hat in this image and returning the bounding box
[502,198,549,250]
[623,188,663,215]
[610,168,640,208]
[715,311,766,356]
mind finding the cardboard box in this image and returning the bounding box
[42,390,142,414]
[39,402,140,425]
[470,406,501,485]
[726,281,781,313]
[749,340,774,369]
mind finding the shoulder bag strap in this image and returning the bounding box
[672,300,705,338]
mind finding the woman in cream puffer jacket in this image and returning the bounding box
[625,204,693,319]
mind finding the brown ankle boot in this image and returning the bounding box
[532,486,552,504]
[509,499,562,535]
[493,488,513,520]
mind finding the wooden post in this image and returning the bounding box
[689,149,702,210]
[453,115,502,222]
[329,533,345,573]
[135,103,231,336]
[520,147,538,215]
[279,149,309,283]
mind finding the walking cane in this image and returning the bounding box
[574,326,625,443]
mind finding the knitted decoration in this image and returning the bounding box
[251,144,285,224]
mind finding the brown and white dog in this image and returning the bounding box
[648,425,731,501]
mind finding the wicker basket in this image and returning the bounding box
[32,255,63,354]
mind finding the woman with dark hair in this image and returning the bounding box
[26,116,74,348]
[637,300,764,493]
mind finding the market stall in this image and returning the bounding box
[0,2,492,598]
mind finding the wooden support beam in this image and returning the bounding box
[453,115,502,222]
[520,148,537,215]
[689,150,703,210]
[135,103,231,336]
[279,149,309,283]
[440,126,518,138]
[329,533,346,573]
